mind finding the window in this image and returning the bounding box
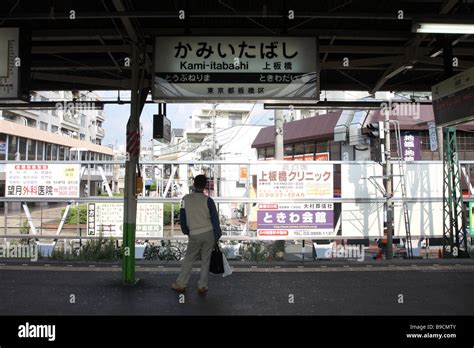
[284,144,294,158]
[39,121,48,131]
[228,113,242,127]
[266,146,274,159]
[19,137,27,160]
[258,147,265,159]
[36,141,44,160]
[8,135,17,160]
[51,125,59,133]
[80,114,86,127]
[45,143,52,160]
[0,133,6,161]
[65,147,70,161]
[59,146,65,161]
[294,143,306,156]
[80,133,85,141]
[27,139,36,160]
[51,144,58,160]
[316,140,329,153]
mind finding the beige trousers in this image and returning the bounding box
[176,230,215,289]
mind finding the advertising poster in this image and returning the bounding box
[6,163,80,198]
[87,203,164,238]
[257,202,334,239]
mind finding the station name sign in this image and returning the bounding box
[153,36,318,102]
[432,67,474,127]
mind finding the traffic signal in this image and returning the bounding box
[366,121,385,139]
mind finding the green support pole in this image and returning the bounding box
[122,44,140,284]
[443,127,469,258]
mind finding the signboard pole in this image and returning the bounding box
[385,109,393,260]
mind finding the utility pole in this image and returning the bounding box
[274,109,285,257]
[385,109,393,260]
[274,110,284,160]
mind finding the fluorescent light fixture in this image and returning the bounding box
[414,23,474,34]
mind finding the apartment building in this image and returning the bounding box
[0,91,114,205]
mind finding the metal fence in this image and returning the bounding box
[1,160,474,243]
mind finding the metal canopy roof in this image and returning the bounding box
[1,0,473,93]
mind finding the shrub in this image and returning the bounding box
[61,205,87,224]
[163,203,180,225]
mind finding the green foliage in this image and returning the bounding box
[241,241,285,261]
[79,238,117,260]
[150,182,157,191]
[100,192,123,197]
[19,219,30,245]
[61,205,87,224]
[163,203,180,225]
[50,238,120,260]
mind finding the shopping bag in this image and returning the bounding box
[209,243,225,274]
[222,253,233,277]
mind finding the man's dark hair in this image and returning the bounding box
[193,175,207,190]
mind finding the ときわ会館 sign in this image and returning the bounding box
[153,36,318,102]
[6,164,80,198]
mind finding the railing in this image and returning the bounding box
[156,143,200,156]
[1,160,474,244]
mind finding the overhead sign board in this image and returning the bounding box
[153,36,318,102]
[0,28,30,102]
[6,164,80,198]
[432,68,474,127]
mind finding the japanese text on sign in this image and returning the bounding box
[257,164,333,199]
[153,36,318,101]
[257,203,335,239]
[87,203,164,238]
[6,164,80,198]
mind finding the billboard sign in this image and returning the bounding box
[428,122,438,152]
[153,36,318,102]
[87,203,164,238]
[256,163,333,239]
[6,164,80,198]
[400,132,421,161]
[256,163,333,199]
[257,202,334,239]
[432,67,474,127]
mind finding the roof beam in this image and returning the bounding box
[32,45,132,54]
[31,72,131,89]
[323,56,403,69]
[370,62,412,94]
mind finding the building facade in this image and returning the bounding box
[0,91,114,205]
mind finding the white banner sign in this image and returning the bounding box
[6,164,80,198]
[256,163,333,199]
[153,36,318,101]
[87,203,164,238]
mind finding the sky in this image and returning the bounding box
[98,91,274,147]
